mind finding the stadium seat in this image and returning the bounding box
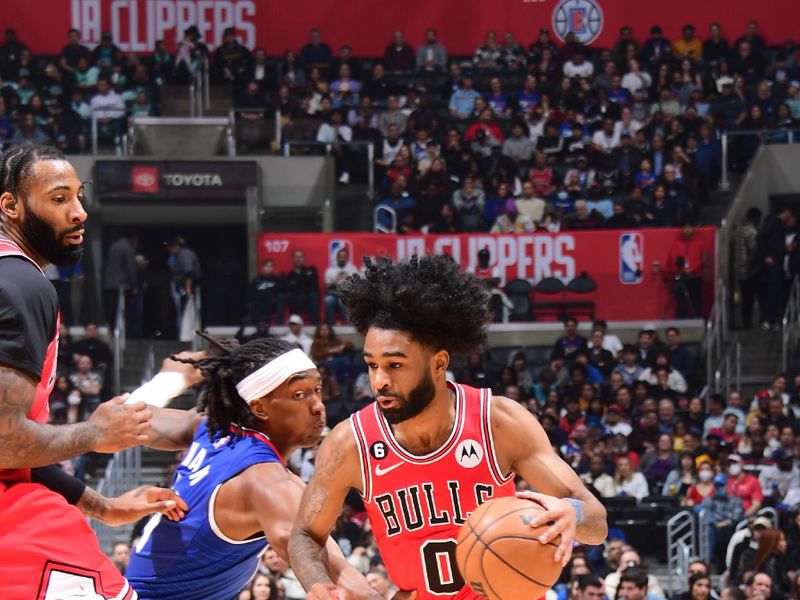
[530,277,565,322]
[504,279,533,321]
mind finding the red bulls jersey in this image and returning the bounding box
[350,382,515,599]
[0,237,60,486]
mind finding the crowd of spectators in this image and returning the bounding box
[1,21,799,225]
[48,322,113,479]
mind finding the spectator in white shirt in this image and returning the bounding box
[563,50,594,79]
[614,456,650,499]
[323,247,358,325]
[592,117,621,153]
[282,314,312,354]
[90,78,125,139]
[621,58,652,95]
[593,319,623,356]
[316,109,353,184]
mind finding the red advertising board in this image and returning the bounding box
[3,0,793,57]
[256,228,716,322]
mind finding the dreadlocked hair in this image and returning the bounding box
[0,144,66,201]
[170,331,298,440]
[338,254,491,355]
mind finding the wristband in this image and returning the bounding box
[126,371,188,408]
[563,497,585,526]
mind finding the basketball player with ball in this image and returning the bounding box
[289,255,608,600]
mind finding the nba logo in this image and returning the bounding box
[329,239,354,267]
[619,233,643,284]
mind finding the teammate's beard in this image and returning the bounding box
[377,369,436,425]
[20,202,84,266]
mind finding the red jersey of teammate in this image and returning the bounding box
[0,237,134,600]
[0,237,59,486]
[350,382,515,599]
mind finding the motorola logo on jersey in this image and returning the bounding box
[455,440,483,469]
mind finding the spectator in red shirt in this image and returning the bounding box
[683,460,716,507]
[725,454,764,515]
[465,108,505,144]
[529,151,554,197]
[664,221,706,318]
[708,412,742,448]
[560,396,586,437]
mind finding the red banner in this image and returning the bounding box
[3,0,793,57]
[256,228,716,322]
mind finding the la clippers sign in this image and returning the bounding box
[4,1,795,56]
[257,229,716,321]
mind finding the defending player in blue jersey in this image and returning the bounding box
[124,334,385,600]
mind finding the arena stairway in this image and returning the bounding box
[728,328,783,399]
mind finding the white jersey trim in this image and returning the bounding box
[349,413,372,503]
[208,484,267,545]
[484,392,515,485]
[375,381,465,465]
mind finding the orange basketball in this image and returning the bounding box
[456,496,563,600]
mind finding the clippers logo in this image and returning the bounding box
[454,440,483,469]
[329,239,354,267]
[620,232,643,284]
[552,0,604,45]
[131,165,159,193]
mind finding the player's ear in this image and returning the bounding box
[248,398,270,421]
[0,191,20,221]
[432,348,449,374]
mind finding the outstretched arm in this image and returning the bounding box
[493,396,608,564]
[30,464,188,526]
[237,456,381,600]
[0,364,152,469]
[288,421,376,599]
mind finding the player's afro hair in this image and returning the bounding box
[338,254,491,355]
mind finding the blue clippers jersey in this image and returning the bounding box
[126,421,281,599]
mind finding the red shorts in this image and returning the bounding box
[0,482,136,599]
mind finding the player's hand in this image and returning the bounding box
[515,490,577,567]
[88,396,152,452]
[162,351,206,387]
[101,485,189,526]
[307,583,350,599]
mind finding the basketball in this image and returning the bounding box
[456,497,563,600]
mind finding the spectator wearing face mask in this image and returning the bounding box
[725,454,764,515]
[683,460,716,506]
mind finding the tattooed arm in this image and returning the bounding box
[492,395,608,565]
[77,484,188,526]
[145,407,202,451]
[288,420,375,599]
[0,364,153,469]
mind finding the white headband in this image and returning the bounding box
[235,348,318,402]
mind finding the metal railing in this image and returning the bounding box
[189,57,210,117]
[112,288,126,396]
[782,276,800,371]
[282,139,376,198]
[704,279,728,392]
[713,339,741,397]
[374,205,397,233]
[720,127,800,191]
[696,508,712,564]
[666,510,697,598]
[91,445,142,555]
[191,287,202,352]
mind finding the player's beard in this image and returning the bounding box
[20,202,84,266]
[376,369,437,425]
